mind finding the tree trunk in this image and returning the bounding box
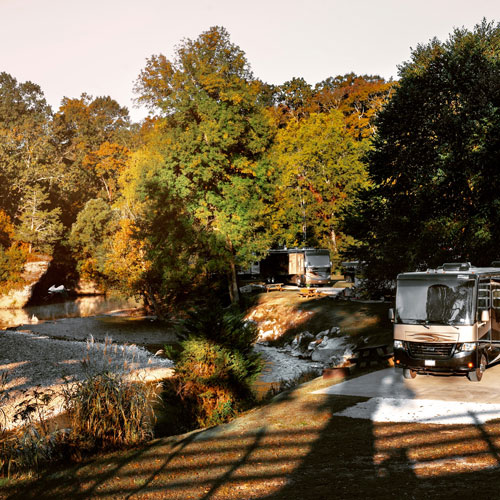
[226,238,240,306]
[331,228,338,253]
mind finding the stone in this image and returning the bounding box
[0,259,50,309]
[311,337,347,363]
[315,329,330,339]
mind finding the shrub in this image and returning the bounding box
[0,244,27,294]
[177,301,259,353]
[169,302,263,428]
[65,371,156,451]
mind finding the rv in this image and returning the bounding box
[390,262,500,382]
[260,248,331,287]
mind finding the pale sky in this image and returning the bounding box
[1,0,499,122]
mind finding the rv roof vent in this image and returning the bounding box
[442,262,471,271]
[492,261,500,267]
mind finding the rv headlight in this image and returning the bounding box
[394,340,404,350]
[459,342,476,352]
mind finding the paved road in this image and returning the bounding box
[314,364,500,424]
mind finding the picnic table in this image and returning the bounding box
[352,344,392,368]
[265,283,284,292]
[298,288,325,298]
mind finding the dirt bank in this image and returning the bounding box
[245,290,392,345]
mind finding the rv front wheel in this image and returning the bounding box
[467,354,487,382]
[403,368,417,379]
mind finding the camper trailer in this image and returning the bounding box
[260,248,331,286]
[391,262,500,382]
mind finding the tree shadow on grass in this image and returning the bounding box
[5,371,500,499]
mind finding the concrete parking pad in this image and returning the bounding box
[314,364,500,424]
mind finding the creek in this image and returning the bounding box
[0,295,139,330]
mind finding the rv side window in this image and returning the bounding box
[492,281,500,310]
[478,281,491,310]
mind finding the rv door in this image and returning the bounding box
[289,253,304,275]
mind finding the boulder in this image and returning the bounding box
[311,337,348,364]
[0,259,50,309]
[289,331,314,358]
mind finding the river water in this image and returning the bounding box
[0,296,138,330]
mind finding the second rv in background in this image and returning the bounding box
[256,248,332,287]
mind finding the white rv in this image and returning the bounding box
[390,262,500,382]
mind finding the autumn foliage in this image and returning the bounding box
[0,24,395,305]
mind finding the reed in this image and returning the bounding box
[0,337,160,476]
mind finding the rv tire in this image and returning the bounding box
[467,354,487,382]
[403,368,417,379]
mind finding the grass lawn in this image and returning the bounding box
[3,372,500,499]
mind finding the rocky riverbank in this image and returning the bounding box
[0,328,174,430]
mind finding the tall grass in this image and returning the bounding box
[0,337,161,476]
[65,371,155,450]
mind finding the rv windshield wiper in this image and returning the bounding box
[442,322,460,330]
[414,319,430,329]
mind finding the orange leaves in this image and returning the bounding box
[82,142,130,202]
[0,210,14,246]
[104,218,149,291]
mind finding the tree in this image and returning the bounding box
[269,77,314,126]
[269,111,370,257]
[356,19,500,281]
[15,185,63,254]
[51,94,133,221]
[69,198,118,284]
[267,74,394,134]
[312,74,395,139]
[133,26,273,306]
[0,210,26,293]
[0,73,56,218]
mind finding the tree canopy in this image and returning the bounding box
[132,26,274,306]
[354,19,500,281]
[269,111,370,257]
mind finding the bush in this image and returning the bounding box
[0,351,158,476]
[168,302,262,428]
[0,244,27,294]
[65,371,156,451]
[177,301,259,353]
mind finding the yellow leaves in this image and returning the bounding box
[105,218,150,289]
[83,142,131,202]
[0,210,14,242]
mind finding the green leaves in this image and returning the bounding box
[131,27,274,306]
[359,19,500,279]
[15,185,63,255]
[269,111,370,255]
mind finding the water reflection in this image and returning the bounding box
[0,296,138,329]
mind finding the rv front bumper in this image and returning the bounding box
[306,275,331,285]
[394,343,479,374]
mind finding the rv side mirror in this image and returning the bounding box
[481,310,490,322]
[388,308,395,322]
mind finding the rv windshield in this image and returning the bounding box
[305,253,330,268]
[396,277,476,326]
